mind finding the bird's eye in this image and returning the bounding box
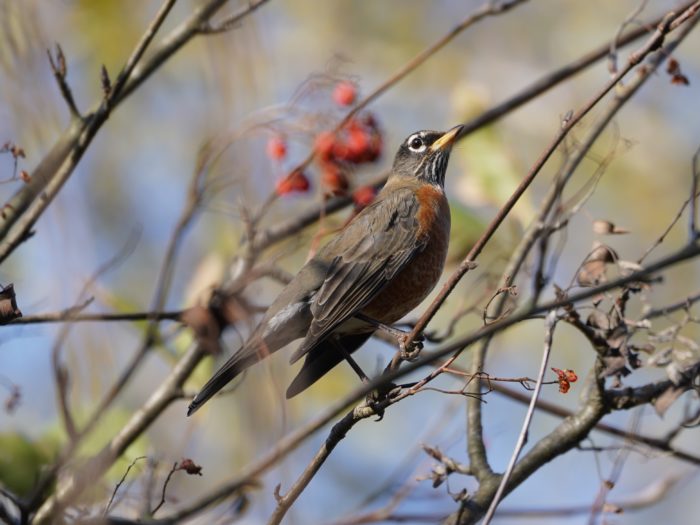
[409,136,425,151]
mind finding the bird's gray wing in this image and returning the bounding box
[289,187,425,364]
[285,332,372,398]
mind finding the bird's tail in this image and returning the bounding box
[187,340,267,416]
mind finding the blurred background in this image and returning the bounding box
[1,0,699,523]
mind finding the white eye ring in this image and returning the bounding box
[407,133,427,153]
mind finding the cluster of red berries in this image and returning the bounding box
[551,367,578,394]
[271,81,381,210]
[275,168,309,194]
[314,113,382,196]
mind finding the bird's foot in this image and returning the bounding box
[365,381,401,421]
[399,334,424,361]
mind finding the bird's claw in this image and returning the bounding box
[400,338,424,361]
[365,382,402,420]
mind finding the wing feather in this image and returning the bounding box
[289,188,424,363]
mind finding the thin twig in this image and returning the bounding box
[587,411,640,525]
[105,0,178,110]
[26,148,219,515]
[104,456,148,515]
[197,0,270,33]
[47,43,81,120]
[689,145,700,240]
[345,475,681,522]
[608,0,650,75]
[482,311,558,525]
[150,462,178,516]
[12,309,183,325]
[639,186,700,264]
[643,289,700,319]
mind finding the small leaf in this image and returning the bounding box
[577,260,607,287]
[577,244,617,287]
[589,243,618,262]
[592,220,629,235]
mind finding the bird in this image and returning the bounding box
[187,125,462,416]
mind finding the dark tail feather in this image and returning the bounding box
[187,343,264,416]
[286,333,371,398]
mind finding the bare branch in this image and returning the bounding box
[471,377,700,466]
[32,344,205,523]
[0,0,268,264]
[150,462,178,516]
[104,0,178,110]
[482,311,558,524]
[643,289,700,320]
[103,456,147,515]
[249,2,691,255]
[608,0,650,75]
[689,145,700,239]
[493,475,680,517]
[405,1,700,352]
[11,308,183,325]
[197,0,271,34]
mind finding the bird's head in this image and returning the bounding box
[391,125,463,187]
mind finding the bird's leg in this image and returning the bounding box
[330,337,370,383]
[330,336,397,420]
[354,313,424,360]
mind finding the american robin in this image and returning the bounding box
[187,125,462,415]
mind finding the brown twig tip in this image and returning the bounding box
[47,43,67,77]
[101,65,112,97]
[104,455,148,515]
[47,43,81,120]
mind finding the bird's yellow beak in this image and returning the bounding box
[429,124,464,152]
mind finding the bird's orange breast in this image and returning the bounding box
[361,185,450,323]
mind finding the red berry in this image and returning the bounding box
[314,131,336,161]
[331,137,351,162]
[352,185,376,209]
[321,162,348,195]
[266,135,287,160]
[333,81,356,106]
[276,169,310,195]
[346,127,369,161]
[551,367,575,394]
